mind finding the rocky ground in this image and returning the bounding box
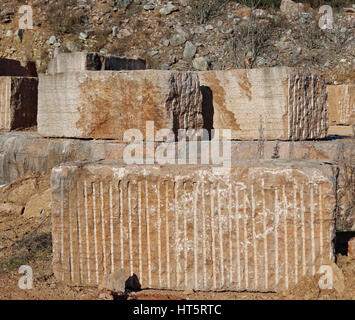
[0,0,354,83]
[0,173,354,300]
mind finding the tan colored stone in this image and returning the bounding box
[46,52,146,75]
[23,188,51,218]
[99,269,126,292]
[199,68,328,140]
[348,237,355,258]
[51,160,336,292]
[328,85,354,126]
[0,77,38,131]
[0,202,24,215]
[328,126,354,137]
[38,70,203,139]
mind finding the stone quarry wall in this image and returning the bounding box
[1,55,354,292]
[51,160,335,292]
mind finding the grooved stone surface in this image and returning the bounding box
[199,67,328,140]
[47,52,146,75]
[51,160,336,292]
[0,77,38,131]
[38,70,203,139]
[328,85,355,126]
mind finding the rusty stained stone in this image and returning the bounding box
[38,70,203,139]
[51,160,336,292]
[199,67,328,140]
[0,76,38,131]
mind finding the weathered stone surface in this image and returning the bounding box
[38,70,203,139]
[328,85,354,126]
[99,269,126,292]
[51,160,336,292]
[23,188,51,218]
[0,202,24,215]
[328,125,354,137]
[0,77,38,131]
[0,58,37,77]
[199,67,328,140]
[46,52,146,75]
[1,132,353,184]
[1,132,352,231]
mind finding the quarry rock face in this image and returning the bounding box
[328,85,354,126]
[46,52,146,75]
[38,70,203,139]
[51,160,336,292]
[0,58,37,77]
[199,67,328,140]
[0,76,38,131]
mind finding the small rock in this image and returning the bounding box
[162,39,170,47]
[217,20,223,27]
[143,4,155,10]
[183,41,197,59]
[118,29,132,38]
[195,26,205,34]
[66,41,82,52]
[340,27,347,33]
[112,26,118,37]
[205,25,214,30]
[159,3,178,15]
[98,292,113,300]
[5,30,13,37]
[235,7,252,18]
[176,25,190,39]
[125,274,141,291]
[192,56,209,71]
[79,32,88,40]
[117,0,133,8]
[171,33,186,46]
[148,49,159,57]
[99,269,126,292]
[161,64,170,70]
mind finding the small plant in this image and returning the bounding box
[0,226,52,274]
[188,0,228,24]
[231,18,269,68]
